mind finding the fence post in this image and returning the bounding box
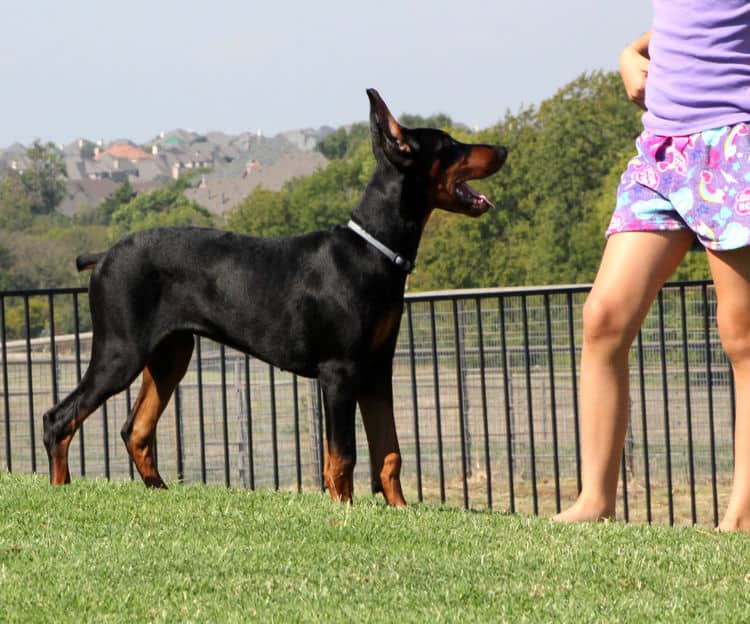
[625,397,634,478]
[456,300,472,479]
[235,360,249,488]
[308,379,323,489]
[509,370,518,477]
[174,384,184,483]
[1,296,10,472]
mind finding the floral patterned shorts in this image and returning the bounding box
[607,122,750,250]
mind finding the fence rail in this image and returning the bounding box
[0,280,734,527]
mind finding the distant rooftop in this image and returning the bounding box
[95,143,152,161]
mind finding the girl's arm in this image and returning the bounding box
[619,31,651,109]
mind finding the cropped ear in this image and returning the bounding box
[366,88,416,166]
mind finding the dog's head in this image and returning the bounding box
[367,88,506,217]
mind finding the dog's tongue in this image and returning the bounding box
[475,192,494,211]
[458,182,495,212]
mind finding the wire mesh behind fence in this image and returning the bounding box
[0,281,735,527]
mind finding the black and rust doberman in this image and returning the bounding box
[42,89,506,505]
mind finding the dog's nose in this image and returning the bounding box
[491,145,508,170]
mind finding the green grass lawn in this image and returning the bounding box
[1,472,749,623]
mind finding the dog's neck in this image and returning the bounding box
[348,163,428,268]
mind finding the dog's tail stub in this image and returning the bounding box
[76,252,105,272]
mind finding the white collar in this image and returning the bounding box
[346,220,414,273]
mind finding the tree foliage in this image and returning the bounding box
[414,71,648,289]
[109,179,213,241]
[0,172,33,231]
[317,122,369,160]
[226,187,293,238]
[92,178,136,225]
[20,140,67,215]
[0,225,109,291]
[227,139,374,237]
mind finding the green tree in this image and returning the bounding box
[514,71,641,285]
[398,112,454,130]
[0,241,13,290]
[317,122,369,160]
[226,187,296,238]
[287,146,370,233]
[93,178,135,225]
[79,141,96,160]
[21,140,67,215]
[410,211,495,291]
[0,231,82,289]
[229,139,375,239]
[0,172,33,230]
[458,72,642,288]
[110,180,213,240]
[3,297,48,339]
[43,223,110,274]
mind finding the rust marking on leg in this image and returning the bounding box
[323,441,354,504]
[126,367,167,488]
[380,451,405,507]
[123,333,193,489]
[48,408,92,485]
[370,307,402,352]
[50,434,73,485]
[359,395,406,507]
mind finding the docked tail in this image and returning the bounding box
[76,252,105,272]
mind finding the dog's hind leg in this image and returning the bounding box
[358,369,407,507]
[43,341,149,485]
[319,364,358,503]
[42,390,88,485]
[120,332,194,488]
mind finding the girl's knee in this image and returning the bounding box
[717,305,750,365]
[582,293,634,347]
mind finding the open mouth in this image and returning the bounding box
[454,181,495,214]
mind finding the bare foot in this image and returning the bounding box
[551,499,615,523]
[717,495,750,532]
[716,515,750,532]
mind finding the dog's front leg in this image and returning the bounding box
[320,370,357,503]
[358,372,406,507]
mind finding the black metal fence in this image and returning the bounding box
[0,280,735,527]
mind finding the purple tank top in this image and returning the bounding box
[643,0,750,136]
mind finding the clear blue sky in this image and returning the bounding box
[0,1,652,148]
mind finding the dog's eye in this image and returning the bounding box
[401,137,420,153]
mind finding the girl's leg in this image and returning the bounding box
[554,230,695,522]
[706,247,750,531]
